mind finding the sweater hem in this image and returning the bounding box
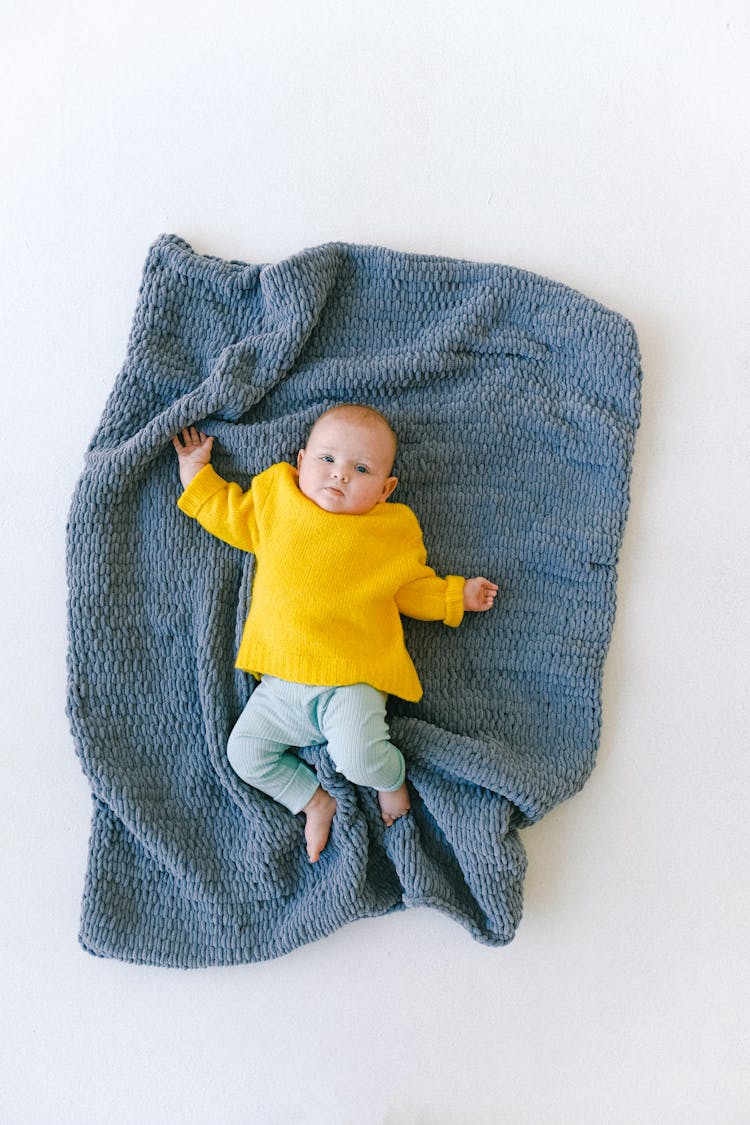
[235,656,423,704]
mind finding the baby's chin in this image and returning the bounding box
[300,484,373,515]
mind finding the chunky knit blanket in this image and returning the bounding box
[66,234,641,967]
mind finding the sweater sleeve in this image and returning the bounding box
[394,532,466,627]
[176,463,260,553]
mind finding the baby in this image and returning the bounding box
[172,404,498,862]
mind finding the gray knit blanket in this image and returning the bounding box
[66,234,641,967]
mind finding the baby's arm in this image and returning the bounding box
[172,426,214,488]
[463,577,499,612]
[172,426,259,553]
[395,521,500,626]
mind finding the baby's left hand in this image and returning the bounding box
[463,577,499,612]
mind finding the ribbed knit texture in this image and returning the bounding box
[66,233,641,967]
[226,678,406,814]
[176,459,465,701]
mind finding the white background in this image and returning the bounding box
[2,2,748,1122]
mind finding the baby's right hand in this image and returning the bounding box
[172,426,214,487]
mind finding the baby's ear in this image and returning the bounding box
[296,448,305,469]
[382,475,398,501]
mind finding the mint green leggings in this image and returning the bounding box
[226,676,406,814]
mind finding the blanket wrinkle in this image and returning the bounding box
[66,233,641,966]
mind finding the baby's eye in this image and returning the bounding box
[355,465,369,474]
[320,455,334,463]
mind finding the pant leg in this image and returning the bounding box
[226,677,321,814]
[318,683,406,792]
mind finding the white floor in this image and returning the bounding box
[3,3,748,1122]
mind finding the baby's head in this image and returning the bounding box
[297,404,398,515]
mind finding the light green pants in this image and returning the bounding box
[226,676,406,813]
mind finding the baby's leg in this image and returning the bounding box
[228,730,335,861]
[227,729,318,813]
[228,679,337,860]
[321,684,411,826]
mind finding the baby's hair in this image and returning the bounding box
[308,402,398,465]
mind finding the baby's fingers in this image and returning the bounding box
[173,426,212,448]
[481,581,499,609]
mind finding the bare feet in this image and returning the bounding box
[302,786,337,862]
[377,782,411,827]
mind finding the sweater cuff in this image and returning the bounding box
[176,463,227,517]
[443,575,466,627]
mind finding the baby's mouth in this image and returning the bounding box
[324,486,344,497]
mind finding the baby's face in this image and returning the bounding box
[297,414,398,515]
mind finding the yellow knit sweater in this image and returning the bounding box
[176,461,465,701]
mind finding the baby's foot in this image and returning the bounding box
[302,786,337,862]
[377,782,411,827]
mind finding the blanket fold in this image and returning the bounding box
[66,234,641,966]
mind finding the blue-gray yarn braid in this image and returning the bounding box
[65,234,641,967]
